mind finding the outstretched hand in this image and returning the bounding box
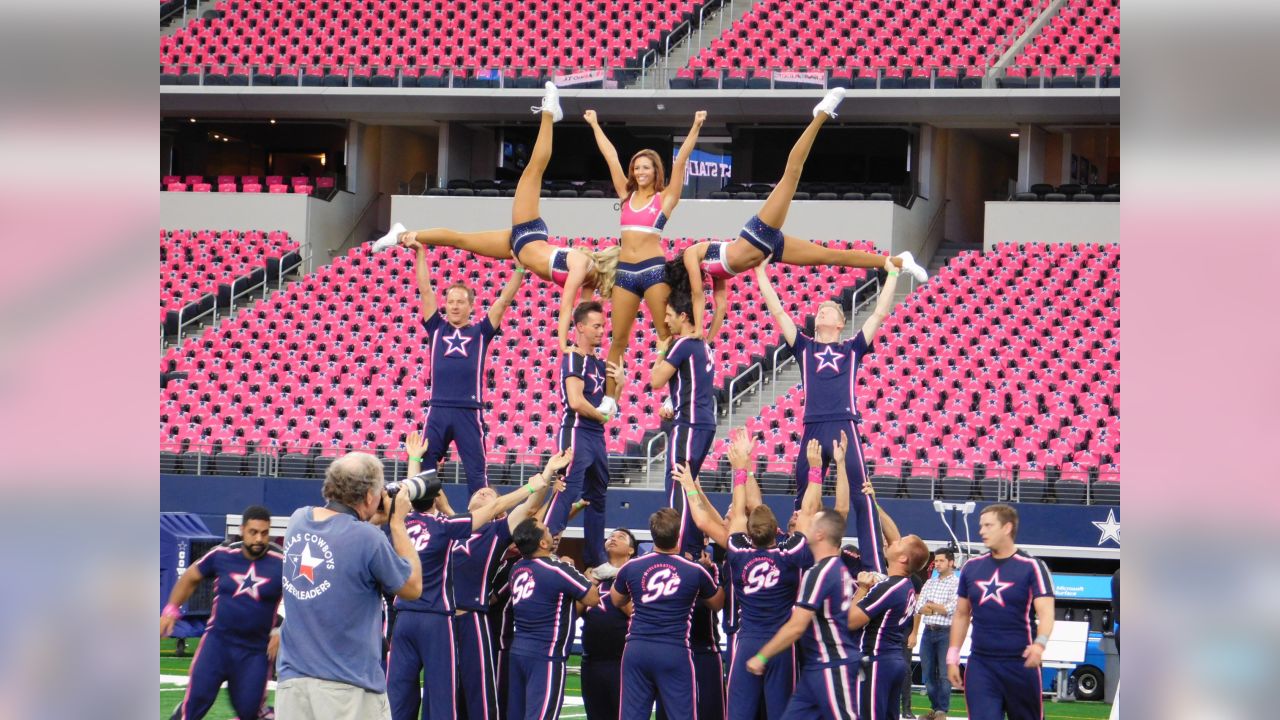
[673,463,697,490]
[805,438,823,468]
[405,431,428,460]
[728,428,757,471]
[544,447,574,477]
[832,431,848,464]
[607,360,626,390]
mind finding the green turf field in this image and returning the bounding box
[162,639,1110,719]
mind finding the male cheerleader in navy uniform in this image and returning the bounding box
[745,476,858,720]
[754,255,902,509]
[651,288,726,558]
[579,528,639,720]
[544,300,625,570]
[677,429,815,720]
[611,507,725,720]
[946,505,1055,720]
[505,517,601,720]
[406,235,524,494]
[160,506,283,720]
[656,550,728,720]
[844,458,931,720]
[388,447,571,720]
[447,444,573,720]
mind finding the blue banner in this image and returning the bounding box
[1052,573,1114,601]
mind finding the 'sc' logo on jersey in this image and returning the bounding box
[742,559,781,595]
[640,566,682,603]
[511,570,536,604]
[407,523,432,552]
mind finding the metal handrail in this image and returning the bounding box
[336,191,386,256]
[175,296,217,346]
[645,432,668,487]
[770,344,793,387]
[665,20,691,61]
[725,362,762,427]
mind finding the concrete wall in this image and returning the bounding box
[893,125,951,263]
[161,192,310,241]
[945,130,1019,246]
[389,195,900,249]
[983,201,1120,248]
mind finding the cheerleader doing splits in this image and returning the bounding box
[664,87,930,335]
[375,82,619,353]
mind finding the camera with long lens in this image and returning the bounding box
[384,469,443,511]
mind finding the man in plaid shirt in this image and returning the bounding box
[913,547,960,720]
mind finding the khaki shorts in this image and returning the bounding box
[276,677,391,720]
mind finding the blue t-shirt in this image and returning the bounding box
[194,542,284,648]
[395,511,474,614]
[451,518,514,612]
[725,531,814,639]
[560,351,608,435]
[508,556,592,660]
[662,336,717,428]
[957,550,1055,658]
[580,577,629,661]
[277,507,412,693]
[854,575,917,656]
[614,552,718,647]
[794,555,859,668]
[424,312,497,409]
[789,331,872,423]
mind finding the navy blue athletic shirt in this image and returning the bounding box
[614,552,718,647]
[560,351,608,435]
[789,330,873,423]
[663,336,717,428]
[394,511,474,614]
[424,311,496,409]
[957,550,1055,658]
[451,518,513,612]
[725,531,814,639]
[507,556,592,660]
[194,541,284,648]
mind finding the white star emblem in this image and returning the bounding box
[290,543,324,584]
[814,346,843,373]
[230,563,271,601]
[588,368,605,395]
[976,569,1015,607]
[442,328,472,357]
[1092,509,1120,546]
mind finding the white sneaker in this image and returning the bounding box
[372,222,406,253]
[531,81,563,122]
[813,86,846,118]
[896,251,929,283]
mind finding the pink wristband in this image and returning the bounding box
[946,647,960,665]
[733,469,748,487]
[807,467,823,485]
[162,603,183,620]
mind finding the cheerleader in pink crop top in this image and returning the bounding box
[586,108,709,395]
[663,88,929,337]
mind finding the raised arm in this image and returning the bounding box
[674,463,729,548]
[474,451,570,529]
[833,434,850,518]
[584,110,629,199]
[663,110,707,215]
[488,260,525,328]
[726,428,756,536]
[412,241,438,320]
[796,439,826,534]
[754,262,797,345]
[706,278,728,340]
[507,451,573,532]
[387,491,424,600]
[861,255,901,344]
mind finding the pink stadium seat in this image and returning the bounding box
[268,184,288,193]
[192,183,212,192]
[166,183,187,192]
[218,183,237,193]
[242,183,262,193]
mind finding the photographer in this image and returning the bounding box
[275,452,423,720]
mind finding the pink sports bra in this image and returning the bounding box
[620,192,669,235]
[700,241,739,280]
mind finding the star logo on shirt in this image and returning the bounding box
[588,368,605,395]
[975,569,1015,607]
[230,563,270,601]
[442,328,472,358]
[291,543,324,584]
[1092,509,1121,546]
[814,346,843,373]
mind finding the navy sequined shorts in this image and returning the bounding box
[614,256,668,297]
[510,217,549,258]
[740,214,786,262]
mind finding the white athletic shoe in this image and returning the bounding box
[372,222,406,253]
[531,81,563,122]
[813,86,846,118]
[896,251,929,283]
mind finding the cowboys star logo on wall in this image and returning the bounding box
[1092,509,1120,546]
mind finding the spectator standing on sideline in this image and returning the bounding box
[913,547,959,720]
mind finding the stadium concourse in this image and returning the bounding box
[160,0,1120,717]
